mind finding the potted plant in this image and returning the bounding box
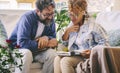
[55,9,70,43]
[0,40,23,73]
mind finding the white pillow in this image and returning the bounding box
[0,20,8,47]
[95,11,120,46]
[96,11,120,31]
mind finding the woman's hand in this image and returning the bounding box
[62,25,79,41]
[67,25,80,33]
[81,49,91,58]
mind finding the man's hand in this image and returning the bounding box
[81,49,91,58]
[36,36,49,50]
[47,38,58,48]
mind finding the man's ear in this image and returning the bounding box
[36,9,40,13]
[36,9,41,15]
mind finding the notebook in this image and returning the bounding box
[57,50,83,56]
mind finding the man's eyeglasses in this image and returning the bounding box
[42,12,55,18]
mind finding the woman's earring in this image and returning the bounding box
[85,11,89,18]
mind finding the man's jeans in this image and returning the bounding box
[34,48,57,73]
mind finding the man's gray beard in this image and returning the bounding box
[39,15,52,26]
[42,19,52,26]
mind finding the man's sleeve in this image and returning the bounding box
[17,15,38,52]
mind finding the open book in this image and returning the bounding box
[57,50,83,56]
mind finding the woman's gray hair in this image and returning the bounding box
[36,0,55,11]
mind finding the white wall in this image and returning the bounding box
[112,0,120,11]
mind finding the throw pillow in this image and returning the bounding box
[0,20,8,47]
[108,29,120,46]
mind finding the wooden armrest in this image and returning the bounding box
[105,47,120,73]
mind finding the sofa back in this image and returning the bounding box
[0,10,29,37]
[95,11,120,46]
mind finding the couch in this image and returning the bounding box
[84,11,120,73]
[93,11,120,73]
[1,10,120,73]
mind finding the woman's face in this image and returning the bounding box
[69,11,84,25]
[69,12,78,24]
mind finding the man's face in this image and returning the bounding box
[37,5,55,26]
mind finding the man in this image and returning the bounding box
[9,0,57,73]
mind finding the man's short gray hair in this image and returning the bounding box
[36,0,55,11]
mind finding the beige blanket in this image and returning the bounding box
[76,45,120,73]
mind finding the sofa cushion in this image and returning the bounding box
[108,29,120,46]
[96,11,120,31]
[0,20,8,47]
[95,11,120,46]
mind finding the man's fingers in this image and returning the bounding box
[36,38,39,41]
[39,40,48,49]
[38,40,41,49]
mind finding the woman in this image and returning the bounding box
[54,0,109,73]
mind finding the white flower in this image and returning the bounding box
[1,55,8,61]
[4,65,10,69]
